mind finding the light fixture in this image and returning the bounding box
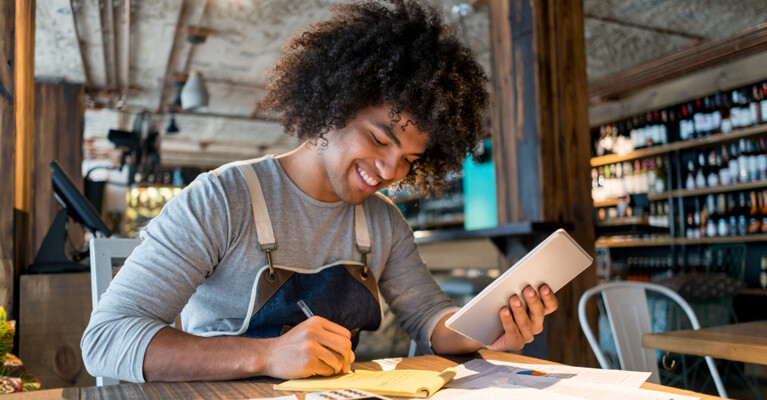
[450,3,474,47]
[166,114,180,134]
[180,70,209,111]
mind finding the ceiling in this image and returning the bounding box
[33,0,767,168]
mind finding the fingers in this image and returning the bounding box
[539,284,559,314]
[523,286,545,335]
[492,304,524,350]
[508,293,535,344]
[309,340,348,375]
[314,317,352,339]
[488,285,559,352]
[297,317,354,375]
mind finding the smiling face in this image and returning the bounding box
[315,105,428,205]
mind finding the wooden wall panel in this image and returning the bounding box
[19,273,95,388]
[31,82,85,260]
[489,0,597,366]
[0,0,14,315]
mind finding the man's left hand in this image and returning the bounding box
[486,284,558,351]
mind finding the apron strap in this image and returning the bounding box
[354,205,371,252]
[235,160,372,274]
[235,163,276,251]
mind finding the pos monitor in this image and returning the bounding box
[28,161,111,273]
[50,161,111,237]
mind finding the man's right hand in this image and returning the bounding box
[263,316,355,379]
[142,317,354,382]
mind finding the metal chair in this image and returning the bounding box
[578,281,727,398]
[88,237,141,386]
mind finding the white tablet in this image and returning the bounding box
[444,228,593,346]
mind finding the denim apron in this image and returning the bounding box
[230,163,382,349]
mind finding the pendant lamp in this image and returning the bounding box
[180,71,209,111]
[166,114,180,134]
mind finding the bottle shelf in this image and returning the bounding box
[593,199,621,208]
[591,124,767,167]
[646,180,767,200]
[596,233,767,248]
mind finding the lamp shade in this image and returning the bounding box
[166,115,180,134]
[180,71,209,111]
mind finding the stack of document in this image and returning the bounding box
[432,359,699,400]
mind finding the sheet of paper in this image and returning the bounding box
[372,357,403,371]
[451,371,698,400]
[450,359,650,388]
[274,368,456,398]
[246,396,298,400]
[431,385,582,400]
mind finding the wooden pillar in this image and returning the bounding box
[32,82,85,260]
[13,0,35,316]
[0,1,15,315]
[489,0,597,366]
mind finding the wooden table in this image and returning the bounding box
[642,320,767,365]
[8,350,720,399]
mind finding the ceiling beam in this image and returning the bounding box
[105,0,117,90]
[155,0,185,113]
[589,50,767,127]
[68,0,91,87]
[589,23,767,102]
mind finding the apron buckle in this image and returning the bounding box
[356,244,370,279]
[259,243,278,281]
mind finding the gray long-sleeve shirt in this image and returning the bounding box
[81,155,457,382]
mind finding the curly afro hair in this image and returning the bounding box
[260,0,489,194]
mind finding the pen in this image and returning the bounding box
[296,300,354,373]
[297,299,315,318]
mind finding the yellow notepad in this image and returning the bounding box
[274,368,456,398]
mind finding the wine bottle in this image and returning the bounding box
[695,152,707,189]
[717,193,729,236]
[761,190,767,234]
[719,144,732,185]
[729,142,740,184]
[653,156,667,194]
[706,194,717,237]
[748,139,759,182]
[750,85,760,125]
[686,212,696,239]
[758,137,767,181]
[727,193,738,236]
[738,191,748,236]
[731,90,742,129]
[679,103,694,141]
[686,160,697,190]
[700,200,710,237]
[659,110,669,144]
[721,92,733,133]
[749,190,762,234]
[711,93,723,132]
[761,82,767,124]
[706,149,719,187]
[739,139,750,183]
[693,98,705,137]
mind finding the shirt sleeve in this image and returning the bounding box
[376,202,458,354]
[80,170,242,382]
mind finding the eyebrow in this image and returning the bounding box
[372,121,425,157]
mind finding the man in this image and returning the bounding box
[81,0,558,382]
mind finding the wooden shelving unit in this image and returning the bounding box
[647,180,767,201]
[591,124,767,167]
[596,233,767,248]
[593,198,621,208]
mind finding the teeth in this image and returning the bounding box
[359,168,379,186]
